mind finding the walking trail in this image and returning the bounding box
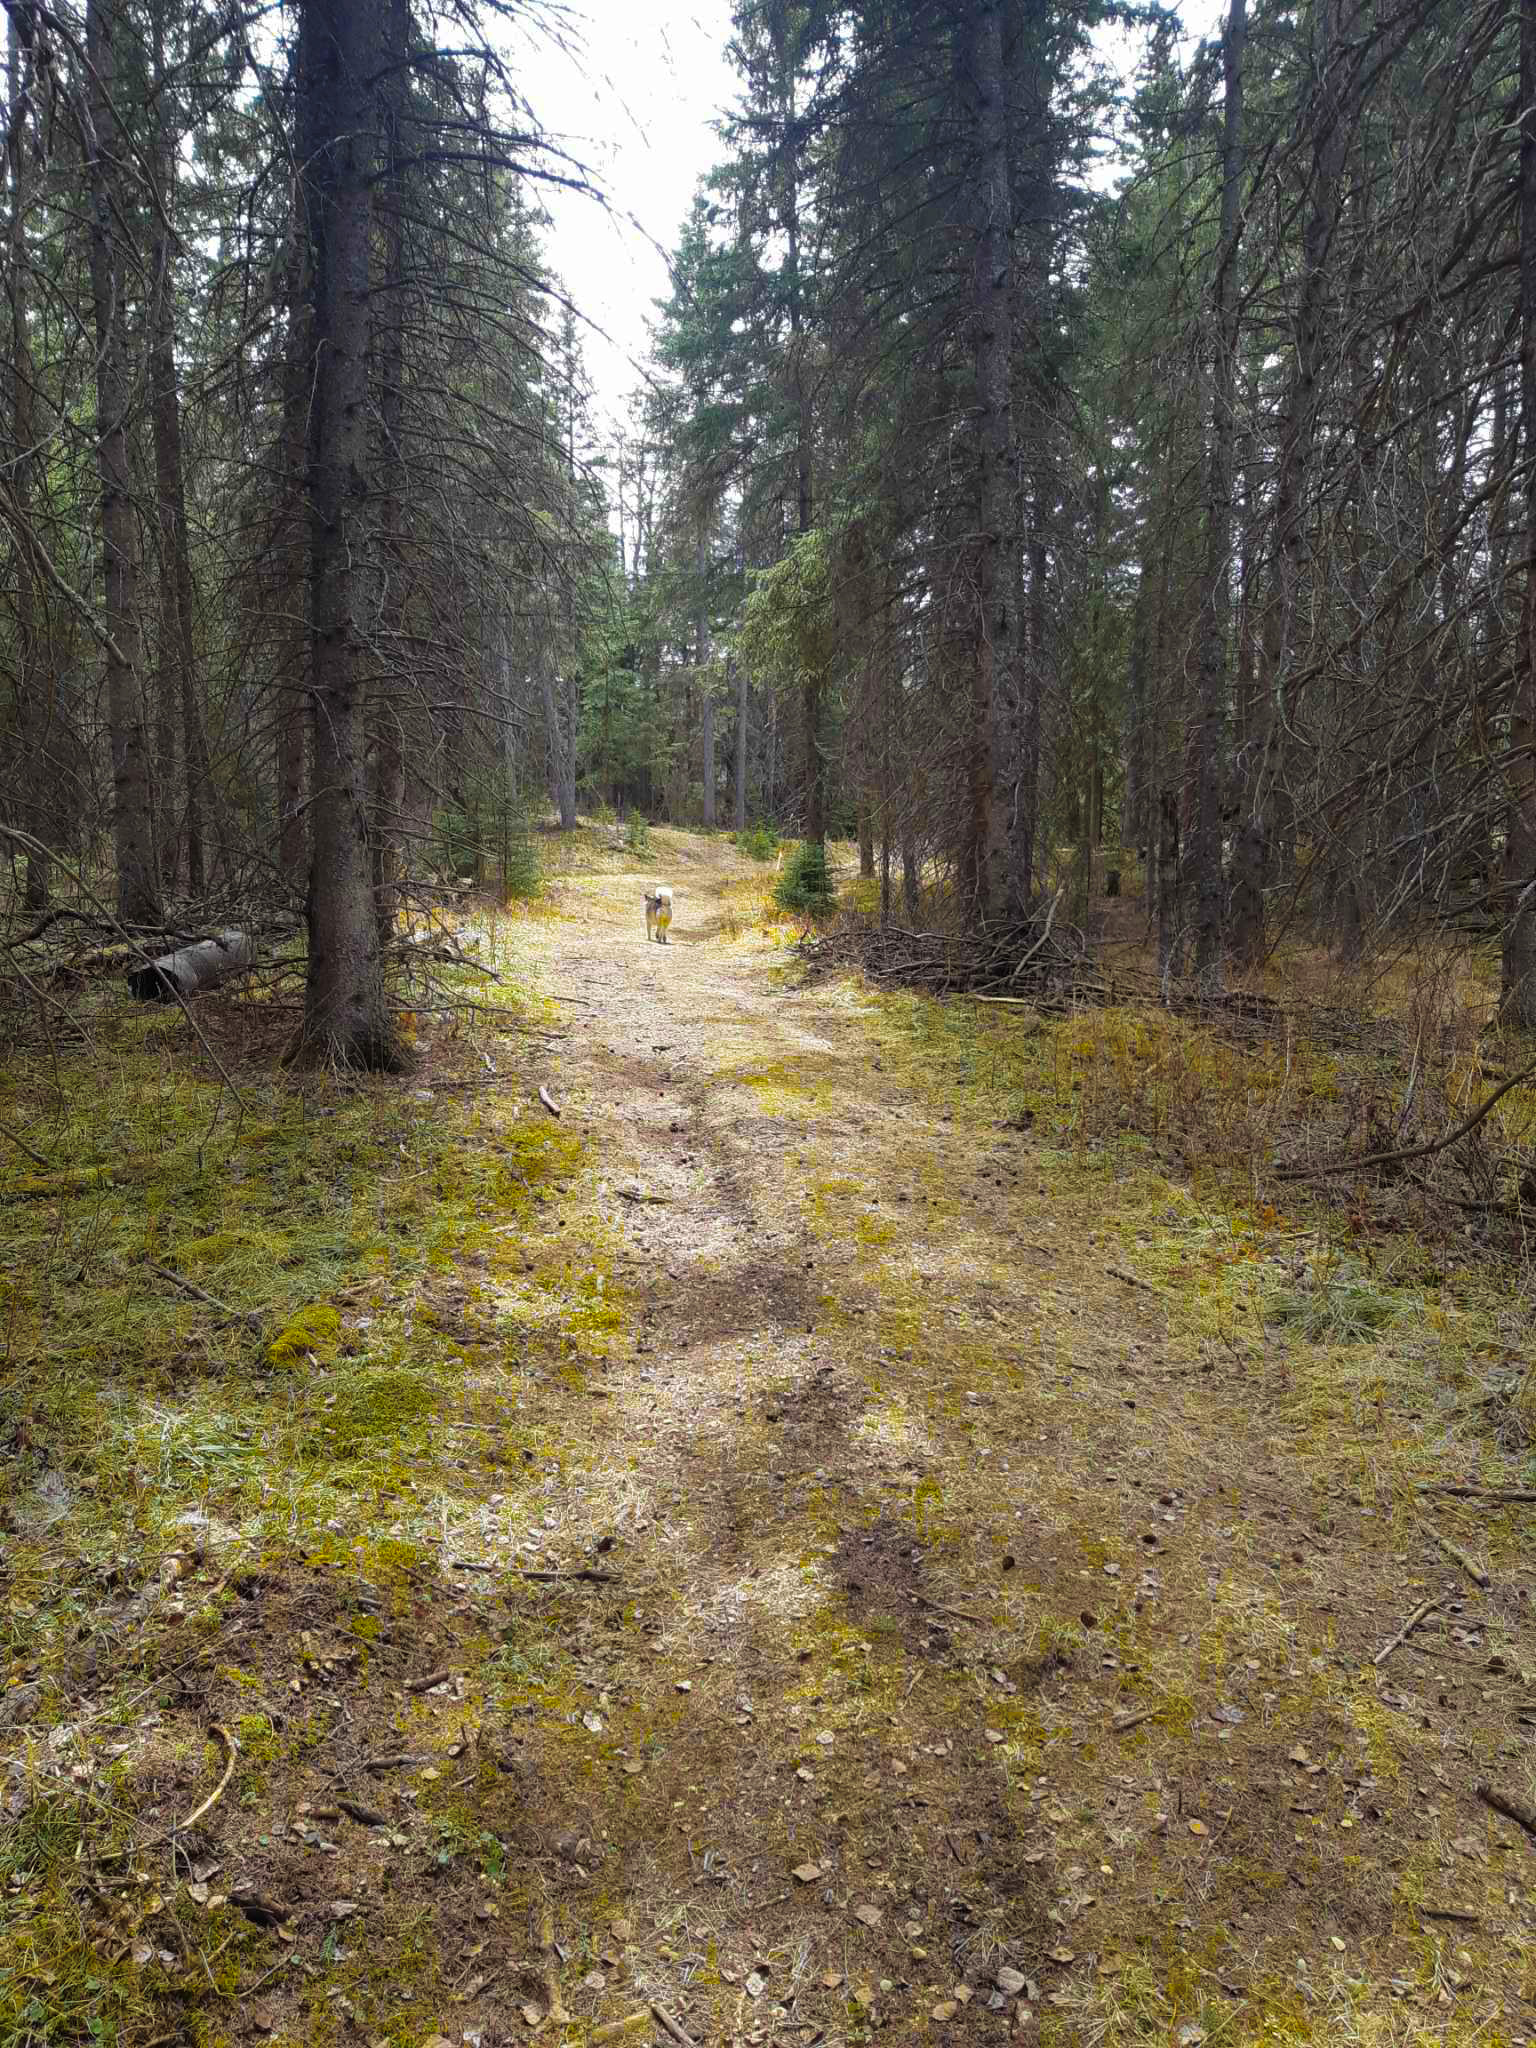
[17,831,1528,2048]
[405,834,1528,2045]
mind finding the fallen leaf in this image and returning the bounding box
[745,1970,766,1998]
[932,2001,957,2022]
[329,1900,360,1920]
[1330,1936,1346,1952]
[582,1713,604,1734]
[816,1729,835,1746]
[611,1919,633,1941]
[621,1761,644,1776]
[583,1970,606,1991]
[793,1862,824,1884]
[854,1904,883,1929]
[996,1966,1026,1995]
[796,1766,815,1782]
[1049,1948,1075,1965]
[984,1729,1005,1745]
[1188,1820,1209,1837]
[821,1970,843,1990]
[519,2009,542,2029]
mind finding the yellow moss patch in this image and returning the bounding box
[267,1301,342,1368]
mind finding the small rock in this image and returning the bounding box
[997,1967,1027,1996]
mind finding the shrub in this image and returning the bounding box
[625,815,652,856]
[736,822,779,861]
[500,825,541,900]
[1263,1256,1405,1344]
[775,839,836,913]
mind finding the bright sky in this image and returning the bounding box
[510,0,1226,439]
[513,0,740,436]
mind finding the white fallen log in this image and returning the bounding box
[127,929,258,1002]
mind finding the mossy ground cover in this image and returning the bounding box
[3,831,1536,2048]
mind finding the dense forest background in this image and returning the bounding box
[5,0,1536,1054]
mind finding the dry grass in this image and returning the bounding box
[3,832,1536,2048]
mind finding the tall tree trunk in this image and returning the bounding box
[149,6,217,898]
[775,22,822,845]
[277,234,310,886]
[697,531,715,826]
[371,0,408,946]
[1230,0,1350,965]
[7,6,49,908]
[1506,0,1536,1022]
[732,653,748,831]
[299,0,394,1066]
[962,0,1019,928]
[1188,0,1246,985]
[87,0,159,927]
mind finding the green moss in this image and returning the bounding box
[267,1302,343,1368]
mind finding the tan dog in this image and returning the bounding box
[644,885,673,944]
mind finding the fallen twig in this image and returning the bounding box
[1476,1781,1536,1840]
[178,1724,238,1833]
[650,2004,699,2048]
[1111,1708,1160,1734]
[1417,1904,1482,1923]
[1106,1265,1165,1297]
[143,1261,264,1332]
[1418,1486,1536,1504]
[0,1117,48,1169]
[405,1667,453,1693]
[1421,1519,1491,1588]
[1276,1053,1536,1181]
[519,1568,617,1585]
[537,1084,562,1118]
[1374,1598,1438,1666]
[337,1797,388,1827]
[364,1751,430,1773]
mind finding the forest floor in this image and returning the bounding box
[4,829,1536,2048]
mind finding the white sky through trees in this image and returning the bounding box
[514,0,1226,434]
[515,0,739,432]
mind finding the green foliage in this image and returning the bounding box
[739,529,840,701]
[734,822,779,861]
[1263,1257,1406,1345]
[625,815,653,857]
[497,810,541,900]
[774,840,836,913]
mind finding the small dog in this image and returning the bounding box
[644,885,673,944]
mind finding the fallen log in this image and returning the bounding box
[127,930,257,1003]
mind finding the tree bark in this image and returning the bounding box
[148,5,219,899]
[697,531,715,826]
[298,0,395,1066]
[128,930,257,1002]
[961,0,1019,928]
[277,235,310,887]
[1506,0,1536,1022]
[87,0,159,927]
[370,0,409,946]
[732,653,748,831]
[1188,0,1246,985]
[1230,0,1350,966]
[7,5,49,908]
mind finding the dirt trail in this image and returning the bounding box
[468,842,1536,2045]
[18,835,1527,2048]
